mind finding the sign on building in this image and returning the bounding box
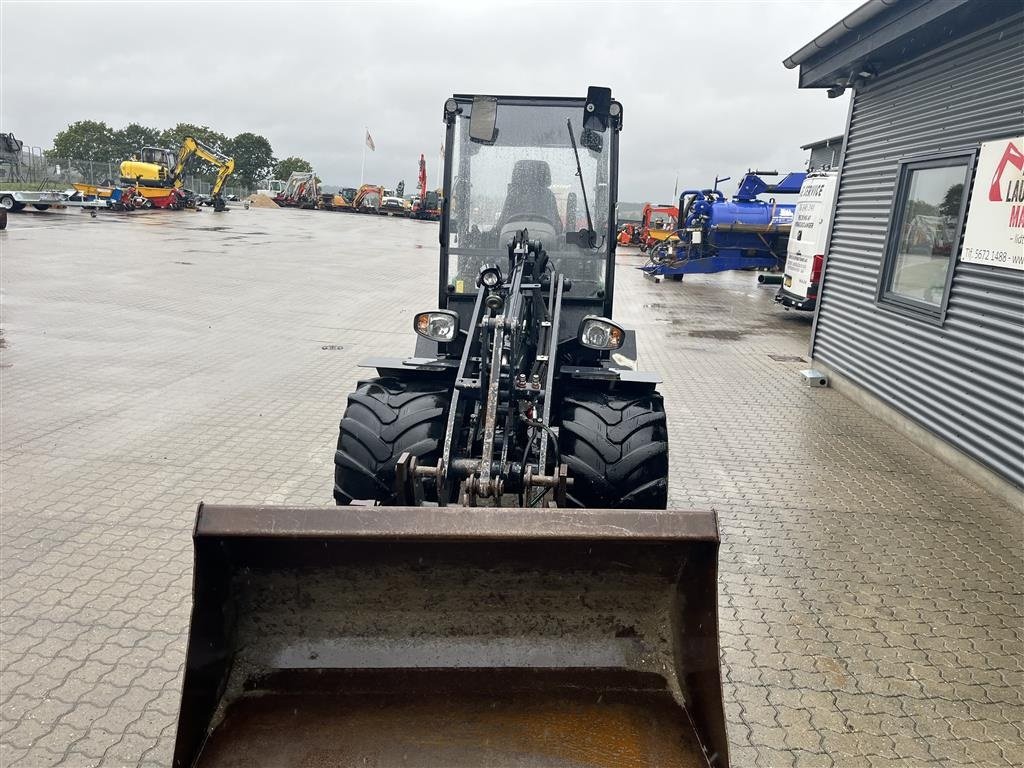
[960,135,1024,270]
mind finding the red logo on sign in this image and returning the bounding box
[989,141,1024,202]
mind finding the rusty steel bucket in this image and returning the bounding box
[172,504,729,768]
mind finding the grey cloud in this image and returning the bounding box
[2,0,858,200]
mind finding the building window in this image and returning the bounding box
[877,151,976,322]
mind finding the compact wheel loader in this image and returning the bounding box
[174,88,729,768]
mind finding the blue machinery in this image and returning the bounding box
[640,171,806,278]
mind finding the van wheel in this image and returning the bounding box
[32,204,50,211]
[558,389,668,509]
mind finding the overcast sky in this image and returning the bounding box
[2,0,859,201]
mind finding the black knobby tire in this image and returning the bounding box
[334,376,450,505]
[558,388,669,509]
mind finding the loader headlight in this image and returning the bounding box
[414,310,459,343]
[478,265,503,288]
[578,316,624,350]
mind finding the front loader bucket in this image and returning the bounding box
[173,504,729,768]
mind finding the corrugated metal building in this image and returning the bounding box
[786,0,1024,495]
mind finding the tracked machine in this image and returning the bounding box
[116,137,235,211]
[173,88,729,768]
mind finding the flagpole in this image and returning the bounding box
[360,127,366,187]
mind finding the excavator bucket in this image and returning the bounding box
[173,504,729,768]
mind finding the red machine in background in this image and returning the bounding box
[617,222,641,246]
[411,154,442,221]
[639,202,680,252]
[273,172,319,209]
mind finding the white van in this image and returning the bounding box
[776,169,839,311]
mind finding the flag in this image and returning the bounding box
[365,131,375,152]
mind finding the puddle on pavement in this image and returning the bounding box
[644,303,729,312]
[687,329,747,341]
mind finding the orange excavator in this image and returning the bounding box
[352,184,384,213]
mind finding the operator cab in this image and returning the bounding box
[140,147,176,169]
[441,93,622,323]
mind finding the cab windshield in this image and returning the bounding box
[141,147,175,167]
[447,100,612,299]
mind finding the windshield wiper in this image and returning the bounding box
[566,118,598,249]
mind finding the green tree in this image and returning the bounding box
[227,132,275,190]
[113,123,162,160]
[274,156,313,179]
[939,183,963,220]
[906,199,938,219]
[50,120,119,162]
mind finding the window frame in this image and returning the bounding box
[876,149,977,325]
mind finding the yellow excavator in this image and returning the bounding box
[119,137,235,211]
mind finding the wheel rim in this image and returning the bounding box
[0,197,13,210]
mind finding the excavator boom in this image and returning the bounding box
[173,137,236,210]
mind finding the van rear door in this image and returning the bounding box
[779,171,838,307]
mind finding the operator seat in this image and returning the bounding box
[495,160,562,245]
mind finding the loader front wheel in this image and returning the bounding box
[334,376,450,505]
[558,388,668,509]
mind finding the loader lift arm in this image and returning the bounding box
[404,231,569,507]
[172,137,235,211]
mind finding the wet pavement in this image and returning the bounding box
[1,206,1021,766]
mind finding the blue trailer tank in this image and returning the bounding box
[704,200,793,227]
[642,171,805,278]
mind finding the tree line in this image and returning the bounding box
[48,120,313,190]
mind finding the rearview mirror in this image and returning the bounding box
[583,86,612,133]
[469,96,498,143]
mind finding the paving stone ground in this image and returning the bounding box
[1,207,1021,767]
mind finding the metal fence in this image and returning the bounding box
[0,149,248,198]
